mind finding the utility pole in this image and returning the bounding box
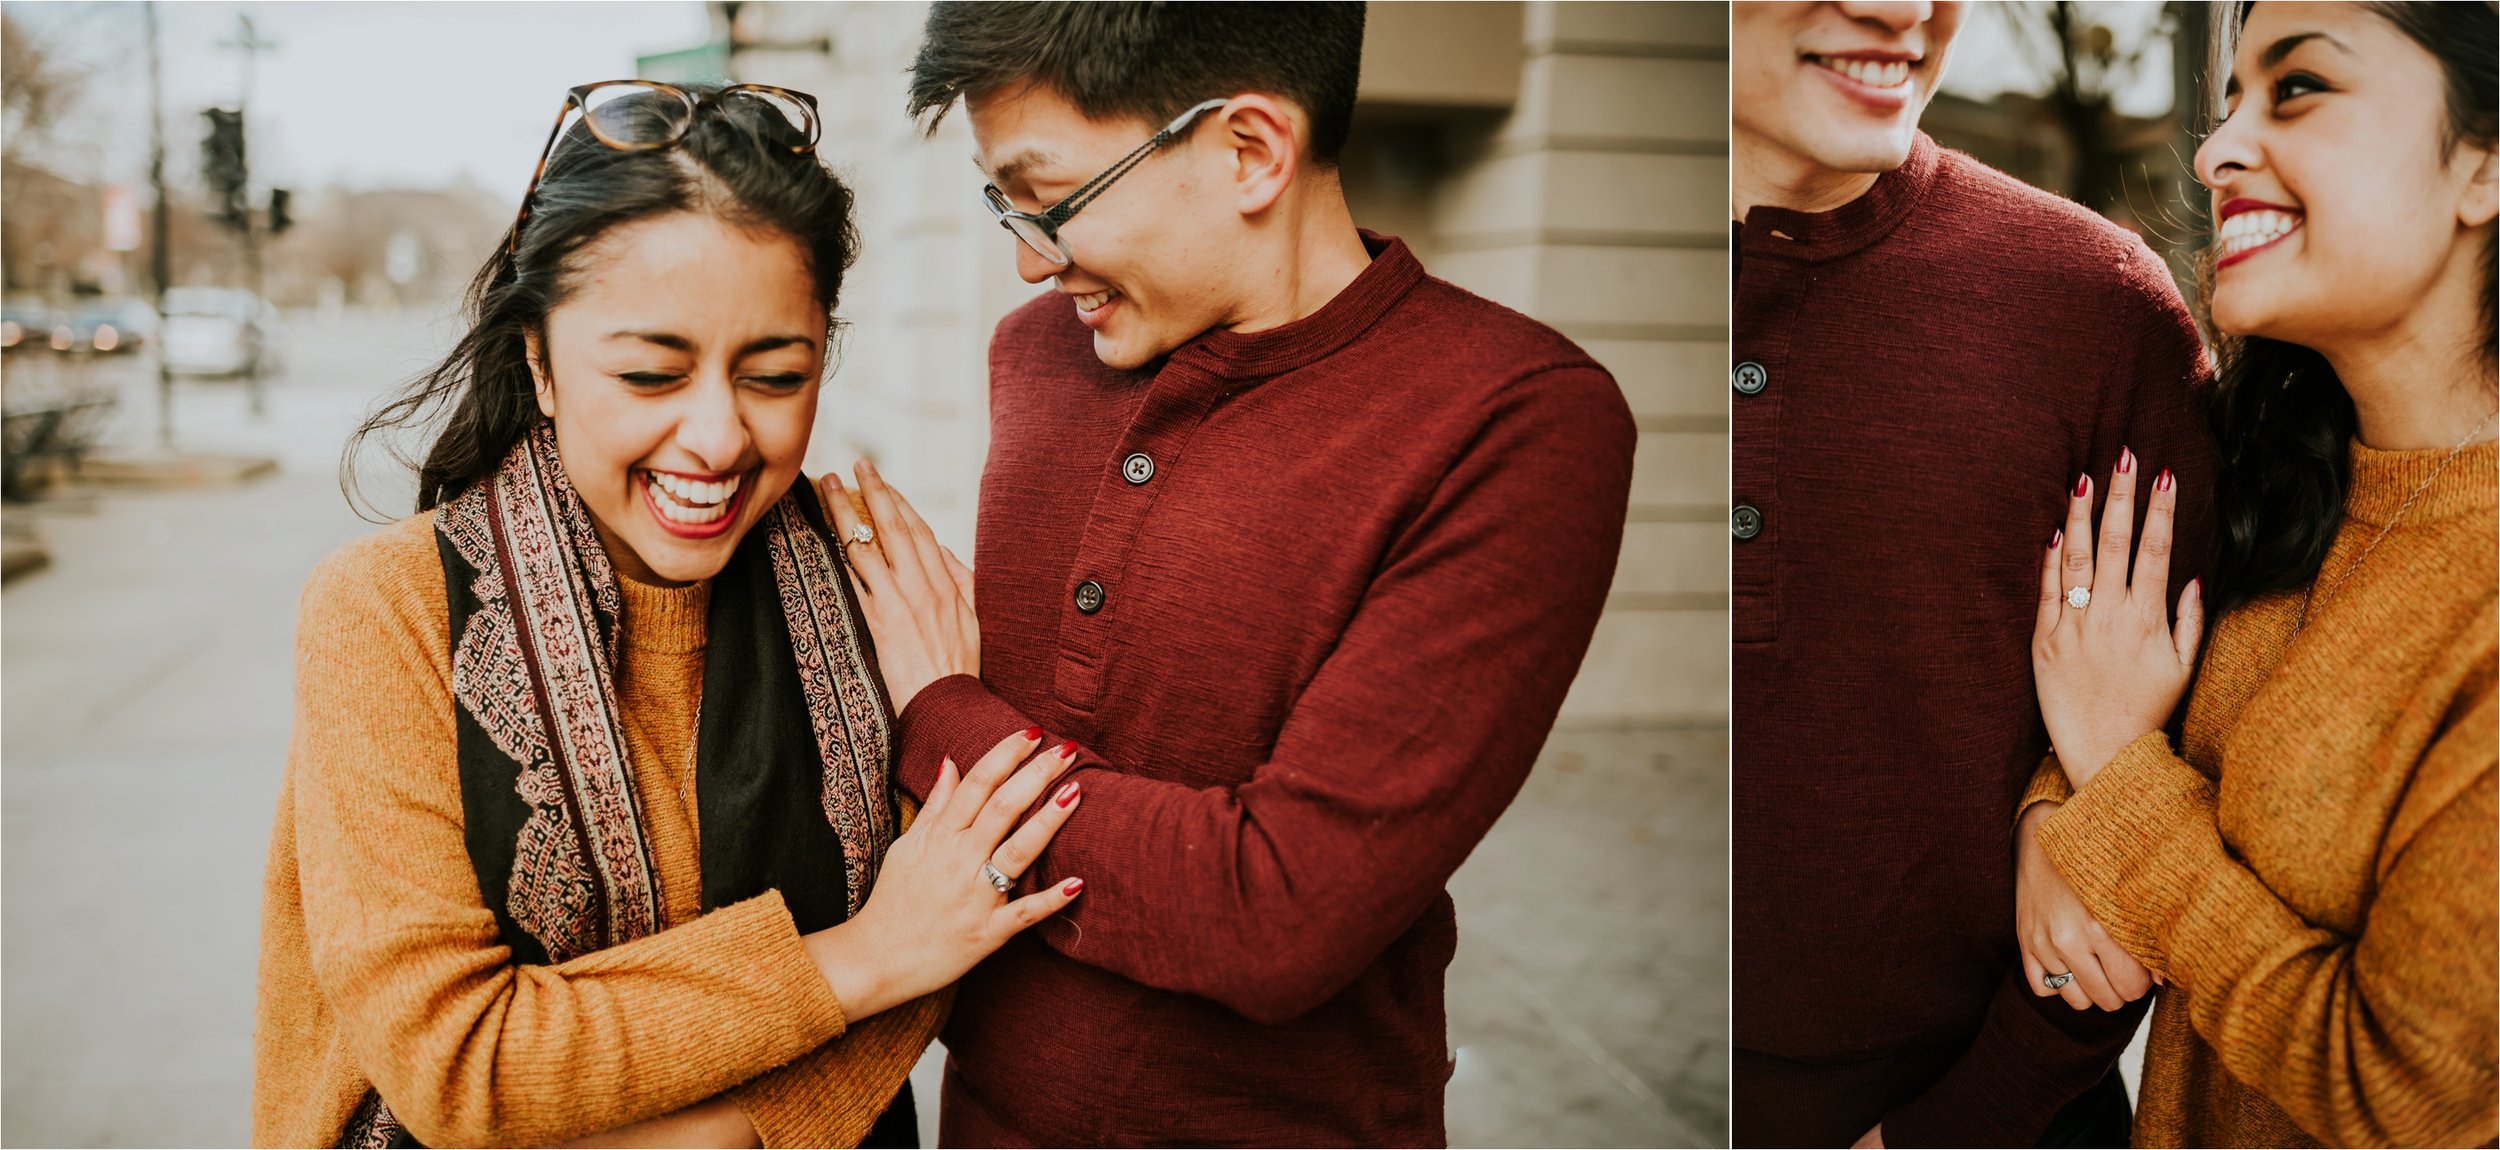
[217,13,276,412]
[146,1,174,447]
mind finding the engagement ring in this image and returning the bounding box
[980,861,1013,894]
[2043,971,2075,990]
[2065,587,2091,610]
[847,523,876,548]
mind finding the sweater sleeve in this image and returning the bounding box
[1884,251,2213,1147]
[727,799,949,1148]
[891,366,1635,1024]
[2038,697,2499,1147]
[288,532,849,1148]
[726,991,947,1148]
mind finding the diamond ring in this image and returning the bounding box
[2044,971,2075,990]
[980,861,1013,894]
[847,523,876,548]
[2065,586,2091,610]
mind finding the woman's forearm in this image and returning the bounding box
[801,919,908,1024]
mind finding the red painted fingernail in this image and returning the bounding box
[1061,878,1084,896]
[2073,474,2089,498]
[1022,726,1044,741]
[2156,468,2174,492]
[1057,739,1081,759]
[2049,528,2063,550]
[1054,781,1080,807]
[2117,447,2134,474]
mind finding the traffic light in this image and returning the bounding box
[201,108,248,230]
[268,188,292,235]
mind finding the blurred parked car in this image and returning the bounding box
[64,298,161,354]
[1,297,62,354]
[161,287,283,377]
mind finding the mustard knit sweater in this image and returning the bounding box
[2025,439,2498,1147]
[253,511,943,1147]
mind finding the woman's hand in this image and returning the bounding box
[2032,449,2204,789]
[820,460,979,713]
[801,728,1083,1021]
[2015,800,2156,1011]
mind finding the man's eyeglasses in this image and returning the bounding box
[981,97,1231,267]
[510,80,821,255]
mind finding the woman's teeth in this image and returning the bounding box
[2216,209,2303,259]
[645,471,740,524]
[1811,55,1912,89]
[1073,289,1118,314]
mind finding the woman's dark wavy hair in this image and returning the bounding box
[345,84,859,515]
[2202,1,2497,610]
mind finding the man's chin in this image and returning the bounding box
[1091,328,1168,371]
[1808,125,1918,176]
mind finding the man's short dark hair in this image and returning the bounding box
[906,2,1366,167]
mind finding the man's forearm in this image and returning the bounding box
[1882,969,2146,1145]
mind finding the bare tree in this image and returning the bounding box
[1994,0,2176,215]
[1,12,85,170]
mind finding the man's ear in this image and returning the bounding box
[1213,94,1303,217]
[524,327,557,419]
[2459,144,2498,231]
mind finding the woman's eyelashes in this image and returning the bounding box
[613,369,812,390]
[2272,71,2328,112]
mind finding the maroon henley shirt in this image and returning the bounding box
[890,232,1636,1146]
[1731,134,2217,1146]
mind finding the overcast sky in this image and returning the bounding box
[10,2,711,202]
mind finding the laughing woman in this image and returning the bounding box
[2012,2,2497,1147]
[254,83,1085,1148]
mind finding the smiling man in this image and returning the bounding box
[881,3,1636,1146]
[1731,2,2218,1147]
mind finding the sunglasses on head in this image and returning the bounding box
[508,80,822,255]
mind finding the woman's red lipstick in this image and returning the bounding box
[2213,198,2304,270]
[639,468,752,540]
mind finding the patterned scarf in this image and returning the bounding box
[343,423,895,1147]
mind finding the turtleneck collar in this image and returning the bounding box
[1165,229,1425,380]
[1739,132,1941,265]
[615,573,709,654]
[2344,435,2498,528]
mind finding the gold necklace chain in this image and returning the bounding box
[2295,406,2499,635]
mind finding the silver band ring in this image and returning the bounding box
[2065,586,2091,610]
[980,861,1013,895]
[847,523,876,548]
[2044,970,2075,990]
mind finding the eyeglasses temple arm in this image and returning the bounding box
[1046,98,1231,224]
[510,96,581,253]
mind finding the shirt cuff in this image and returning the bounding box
[2035,729,2219,971]
[891,674,1036,801]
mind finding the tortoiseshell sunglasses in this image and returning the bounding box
[508,80,821,255]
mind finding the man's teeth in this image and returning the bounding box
[1073,289,1118,313]
[2216,209,2302,259]
[1815,56,1911,88]
[646,471,740,524]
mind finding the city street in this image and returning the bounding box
[1,309,1724,1147]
